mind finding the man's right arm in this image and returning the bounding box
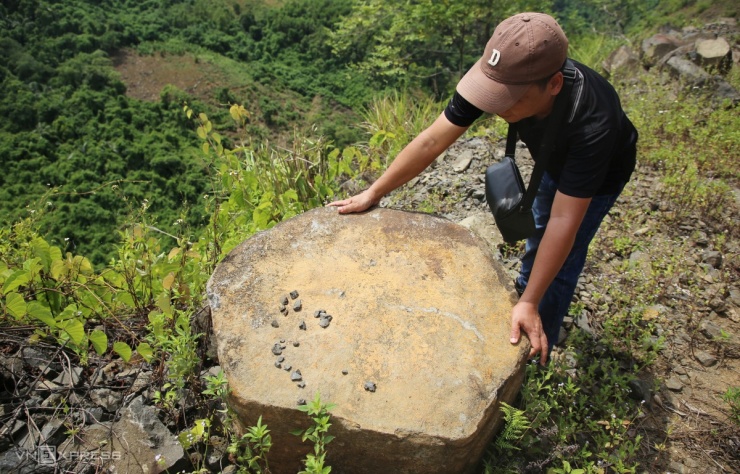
[328,112,469,214]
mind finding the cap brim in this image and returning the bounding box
[456,58,530,116]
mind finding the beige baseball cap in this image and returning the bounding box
[456,12,568,115]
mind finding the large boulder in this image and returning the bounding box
[207,207,528,473]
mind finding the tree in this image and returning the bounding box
[327,0,540,95]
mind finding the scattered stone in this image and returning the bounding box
[364,381,377,392]
[665,376,683,392]
[271,320,279,328]
[274,362,282,369]
[52,367,83,387]
[699,320,725,340]
[293,299,302,311]
[280,295,289,306]
[281,307,289,316]
[293,341,300,347]
[277,356,285,363]
[342,369,348,375]
[628,378,652,402]
[279,304,286,312]
[271,343,284,356]
[291,370,302,382]
[83,407,104,425]
[694,349,718,367]
[297,382,306,389]
[290,290,299,299]
[701,250,723,269]
[314,310,324,318]
[451,150,474,173]
[280,339,286,343]
[299,321,306,330]
[90,388,124,412]
[319,314,332,328]
[297,398,307,406]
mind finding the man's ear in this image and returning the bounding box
[549,71,564,96]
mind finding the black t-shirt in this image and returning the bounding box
[445,59,637,197]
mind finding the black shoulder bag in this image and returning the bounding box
[484,63,576,244]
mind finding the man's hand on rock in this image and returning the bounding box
[327,189,380,214]
[510,301,549,365]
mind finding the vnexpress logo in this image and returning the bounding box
[37,445,56,465]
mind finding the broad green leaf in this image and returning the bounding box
[31,237,51,271]
[281,189,299,202]
[5,292,27,319]
[23,257,43,275]
[89,330,108,355]
[116,292,135,308]
[197,126,207,139]
[155,292,172,315]
[50,259,66,280]
[136,342,154,363]
[3,269,31,293]
[72,256,93,274]
[27,301,56,328]
[229,105,240,122]
[56,303,78,322]
[167,247,181,260]
[49,246,62,263]
[113,341,132,362]
[162,272,176,291]
[58,319,85,345]
[202,142,210,155]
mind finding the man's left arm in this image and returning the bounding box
[509,191,591,364]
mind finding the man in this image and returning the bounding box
[329,12,637,364]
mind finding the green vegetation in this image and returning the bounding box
[1,0,738,472]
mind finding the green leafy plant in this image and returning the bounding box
[722,387,740,425]
[292,393,336,474]
[495,402,530,452]
[227,416,272,474]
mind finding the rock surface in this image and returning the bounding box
[207,207,528,473]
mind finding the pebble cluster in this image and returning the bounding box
[269,289,377,399]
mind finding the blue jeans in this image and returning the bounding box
[515,172,625,352]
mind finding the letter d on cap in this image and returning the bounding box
[487,49,501,67]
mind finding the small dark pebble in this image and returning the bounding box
[319,315,332,328]
[293,341,300,347]
[364,381,376,392]
[279,304,286,312]
[280,296,289,306]
[299,321,306,330]
[342,369,348,375]
[280,339,285,343]
[274,362,281,369]
[313,310,323,318]
[291,370,302,382]
[293,299,302,311]
[277,356,285,363]
[297,398,307,406]
[271,343,283,356]
[284,365,292,371]
[290,290,299,299]
[271,320,279,328]
[297,381,306,389]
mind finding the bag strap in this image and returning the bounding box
[511,61,577,212]
[505,122,518,157]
